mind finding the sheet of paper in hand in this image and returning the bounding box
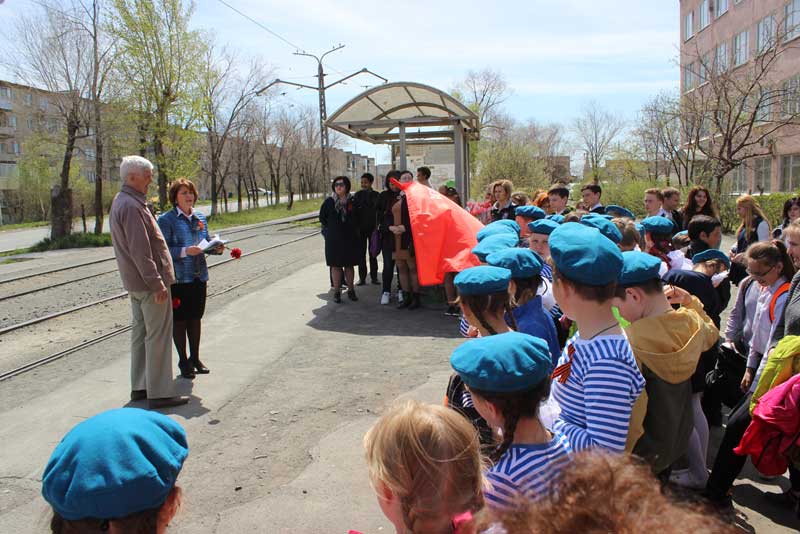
[197,234,228,252]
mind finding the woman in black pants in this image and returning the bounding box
[377,171,401,305]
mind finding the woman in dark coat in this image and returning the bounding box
[319,176,361,303]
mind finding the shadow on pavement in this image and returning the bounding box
[734,484,800,531]
[121,378,210,419]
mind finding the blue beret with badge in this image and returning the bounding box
[605,205,635,219]
[528,219,560,236]
[486,247,543,279]
[42,408,188,521]
[579,216,622,244]
[450,332,553,393]
[640,216,676,235]
[619,250,663,286]
[514,205,546,221]
[454,265,512,295]
[472,232,518,262]
[546,214,565,224]
[692,248,731,268]
[549,223,623,286]
[477,220,520,242]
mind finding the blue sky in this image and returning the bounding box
[0,0,681,163]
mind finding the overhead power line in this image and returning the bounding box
[215,0,306,52]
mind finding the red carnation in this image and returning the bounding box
[230,247,242,259]
[172,297,181,309]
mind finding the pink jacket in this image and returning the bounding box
[734,373,800,476]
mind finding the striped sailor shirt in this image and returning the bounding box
[551,334,645,452]
[485,431,573,510]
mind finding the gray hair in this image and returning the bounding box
[120,155,154,182]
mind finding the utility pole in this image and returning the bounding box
[256,45,387,181]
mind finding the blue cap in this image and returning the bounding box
[450,332,553,393]
[528,219,559,235]
[579,216,622,244]
[486,248,543,279]
[477,220,520,242]
[635,222,645,235]
[549,223,623,286]
[640,216,675,235]
[546,214,565,224]
[514,205,546,221]
[42,408,188,521]
[454,265,512,296]
[693,249,731,268]
[605,205,635,219]
[472,233,518,262]
[619,251,663,286]
[583,213,614,221]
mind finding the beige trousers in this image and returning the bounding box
[129,289,175,399]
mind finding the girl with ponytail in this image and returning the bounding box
[450,332,573,511]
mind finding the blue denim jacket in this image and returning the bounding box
[157,208,211,283]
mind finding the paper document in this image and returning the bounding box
[197,234,228,252]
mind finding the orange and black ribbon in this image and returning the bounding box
[551,342,575,384]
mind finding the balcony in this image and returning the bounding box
[0,98,12,111]
[0,126,15,137]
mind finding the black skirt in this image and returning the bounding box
[171,280,207,321]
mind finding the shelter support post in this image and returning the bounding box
[454,121,465,199]
[398,122,407,171]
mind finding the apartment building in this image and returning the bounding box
[680,0,800,193]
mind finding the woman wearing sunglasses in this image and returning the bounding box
[319,176,361,303]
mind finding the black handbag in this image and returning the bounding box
[706,343,747,408]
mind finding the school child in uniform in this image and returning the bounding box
[613,251,718,481]
[486,248,561,365]
[527,219,558,283]
[548,223,646,452]
[605,205,635,219]
[613,218,642,252]
[579,215,623,244]
[641,216,685,275]
[450,332,572,510]
[514,206,546,248]
[363,400,484,534]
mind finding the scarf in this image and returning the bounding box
[334,193,353,222]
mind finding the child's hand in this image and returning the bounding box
[467,325,479,338]
[664,284,691,306]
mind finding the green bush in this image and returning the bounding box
[29,233,112,252]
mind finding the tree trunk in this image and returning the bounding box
[209,133,218,216]
[153,130,167,210]
[93,101,104,235]
[51,117,79,239]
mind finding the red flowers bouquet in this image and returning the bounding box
[230,247,242,259]
[172,297,181,309]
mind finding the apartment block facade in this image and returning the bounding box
[680,0,800,193]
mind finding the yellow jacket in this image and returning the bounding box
[750,335,800,415]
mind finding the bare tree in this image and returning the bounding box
[6,1,93,238]
[455,68,511,135]
[571,101,626,184]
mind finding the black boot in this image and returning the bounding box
[191,358,210,374]
[333,289,342,303]
[348,288,359,301]
[407,292,421,310]
[178,357,195,379]
[396,291,411,309]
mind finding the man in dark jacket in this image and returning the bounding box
[354,172,380,285]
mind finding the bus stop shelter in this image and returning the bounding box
[325,82,480,200]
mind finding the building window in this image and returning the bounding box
[684,63,696,92]
[685,11,695,40]
[782,74,800,117]
[699,0,710,29]
[0,87,11,99]
[715,41,729,73]
[0,163,17,177]
[39,98,48,111]
[757,15,777,53]
[715,0,729,18]
[782,155,800,191]
[85,148,96,161]
[23,93,32,106]
[755,157,772,192]
[85,170,97,183]
[754,86,772,122]
[8,115,16,129]
[734,0,742,4]
[786,0,800,41]
[730,165,747,193]
[26,118,33,130]
[733,30,749,66]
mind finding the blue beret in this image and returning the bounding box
[549,223,623,286]
[528,219,559,235]
[472,233,518,262]
[675,230,689,237]
[635,223,645,235]
[514,205,546,221]
[42,408,188,521]
[583,213,614,221]
[619,251,662,286]
[486,248,543,279]
[605,205,635,219]
[546,214,565,224]
[693,248,731,268]
[477,220,520,242]
[640,216,675,235]
[450,332,553,393]
[454,265,511,295]
[579,216,622,244]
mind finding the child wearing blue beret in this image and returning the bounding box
[486,249,561,366]
[640,216,686,275]
[613,252,718,480]
[477,220,520,242]
[450,332,572,509]
[527,220,557,283]
[514,206,546,248]
[548,223,645,453]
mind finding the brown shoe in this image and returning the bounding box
[148,396,190,409]
[130,390,147,401]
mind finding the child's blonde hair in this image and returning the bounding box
[364,400,485,534]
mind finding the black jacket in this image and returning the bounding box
[353,188,379,233]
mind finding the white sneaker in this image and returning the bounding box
[397,291,404,304]
[380,292,390,305]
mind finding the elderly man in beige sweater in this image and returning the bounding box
[110,155,189,409]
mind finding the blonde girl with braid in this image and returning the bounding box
[363,400,485,534]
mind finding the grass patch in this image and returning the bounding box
[0,220,51,231]
[29,232,113,252]
[207,198,322,230]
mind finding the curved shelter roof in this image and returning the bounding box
[326,82,480,143]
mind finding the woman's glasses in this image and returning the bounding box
[334,182,346,188]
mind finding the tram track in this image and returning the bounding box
[0,230,321,382]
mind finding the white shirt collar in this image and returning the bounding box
[176,206,194,220]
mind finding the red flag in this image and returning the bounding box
[392,180,484,286]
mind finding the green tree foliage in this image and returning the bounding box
[16,135,81,222]
[474,138,549,195]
